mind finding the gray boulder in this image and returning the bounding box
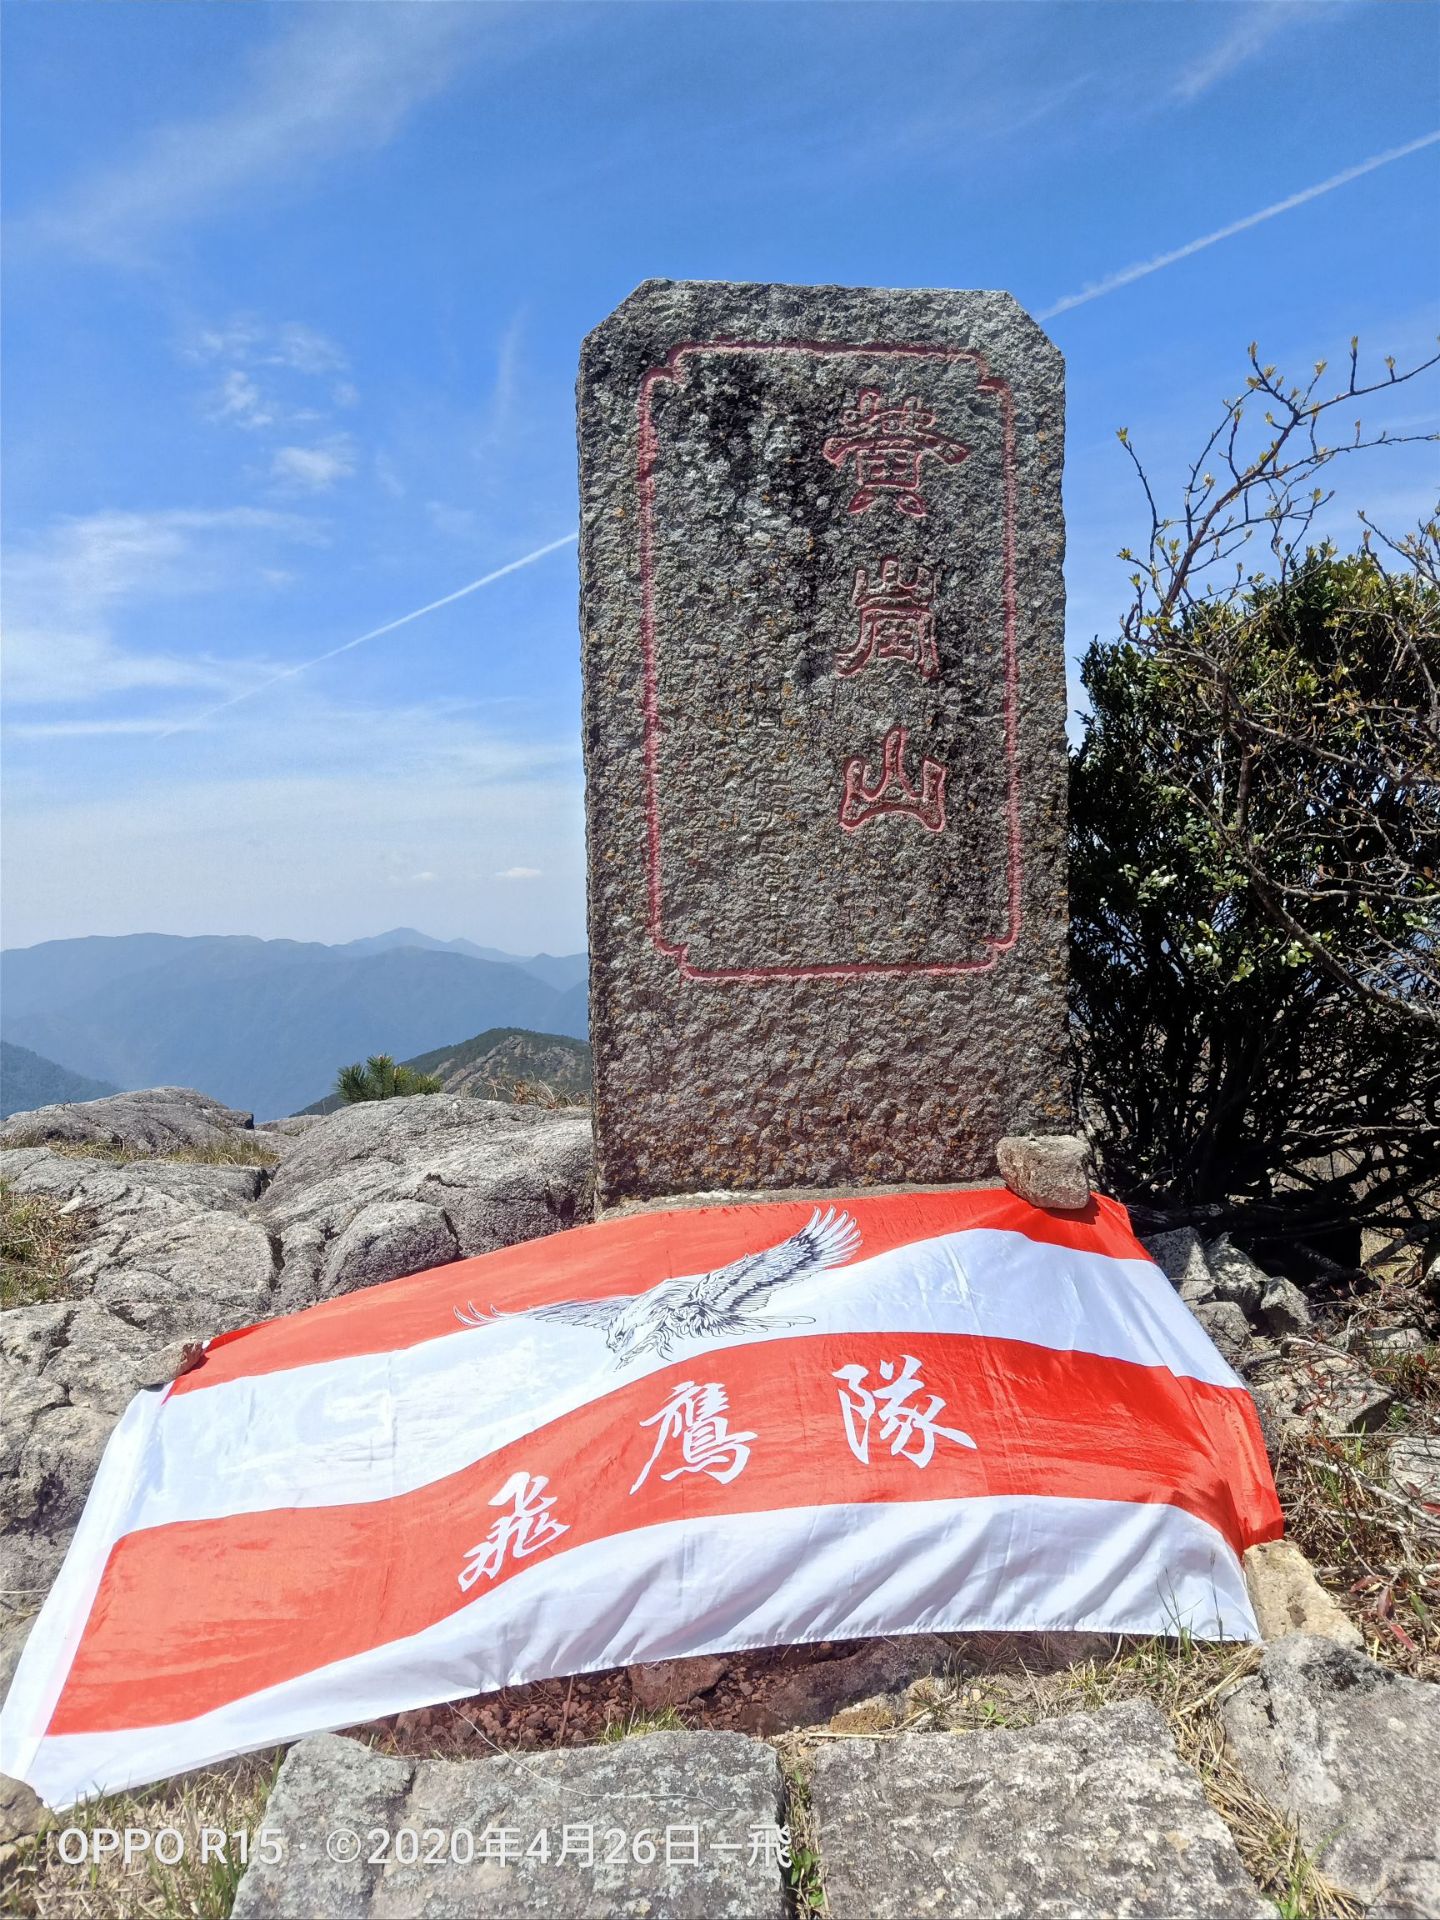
[0,1143,266,1213]
[257,1095,592,1308]
[0,1086,255,1153]
[1256,1272,1312,1336]
[808,1700,1268,1917]
[1191,1298,1253,1366]
[1221,1634,1440,1911]
[233,1729,788,1919]
[1203,1235,1267,1316]
[0,1146,283,1600]
[1140,1226,1215,1303]
[0,1102,592,1622]
[1372,1326,1427,1357]
[1254,1353,1393,1439]
[320,1199,459,1297]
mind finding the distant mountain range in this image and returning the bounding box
[0,1042,119,1120]
[301,1026,593,1116]
[0,930,589,1120]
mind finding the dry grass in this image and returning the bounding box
[597,1705,683,1743]
[1274,1426,1439,1679]
[484,1077,589,1110]
[777,1754,825,1914]
[0,1183,91,1309]
[0,1753,282,1920]
[18,1139,280,1171]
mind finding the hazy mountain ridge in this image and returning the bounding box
[300,1026,592,1115]
[0,1042,120,1120]
[0,932,588,1121]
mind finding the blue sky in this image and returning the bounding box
[3,0,1437,955]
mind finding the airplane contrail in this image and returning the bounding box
[1039,130,1440,320]
[158,529,578,738]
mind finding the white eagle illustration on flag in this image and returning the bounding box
[454,1206,862,1365]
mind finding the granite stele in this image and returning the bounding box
[579,280,1070,1207]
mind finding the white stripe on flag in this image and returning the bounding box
[11,1494,1256,1806]
[113,1230,1235,1532]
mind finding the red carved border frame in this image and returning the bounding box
[637,338,1021,983]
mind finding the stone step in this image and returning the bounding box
[807,1700,1269,1919]
[231,1728,789,1919]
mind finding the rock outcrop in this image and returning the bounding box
[0,1087,257,1155]
[0,1088,592,1604]
[1221,1635,1440,1912]
[256,1092,590,1310]
[1137,1225,1400,1446]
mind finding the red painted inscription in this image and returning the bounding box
[822,389,969,519]
[839,725,948,835]
[841,558,939,681]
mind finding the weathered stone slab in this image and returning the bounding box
[1221,1634,1440,1911]
[1203,1235,1267,1316]
[580,280,1069,1204]
[234,1729,789,1919]
[1254,1352,1393,1438]
[1242,1540,1362,1648]
[0,1086,255,1153]
[808,1700,1268,1917]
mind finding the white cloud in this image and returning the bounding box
[189,318,348,378]
[159,532,577,739]
[495,866,542,881]
[426,500,479,540]
[1,695,586,952]
[210,369,275,430]
[374,454,406,499]
[23,9,483,262]
[5,715,189,740]
[266,323,348,377]
[1171,4,1292,102]
[1,507,318,704]
[270,439,357,493]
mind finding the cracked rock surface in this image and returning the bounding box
[254,1094,592,1310]
[0,1088,593,1614]
[232,1730,788,1920]
[808,1699,1270,1918]
[1220,1634,1440,1912]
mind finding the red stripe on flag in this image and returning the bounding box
[176,1189,1147,1396]
[53,1328,1278,1735]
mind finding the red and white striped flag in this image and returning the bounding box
[1,1188,1280,1806]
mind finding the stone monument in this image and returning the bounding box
[579,280,1070,1208]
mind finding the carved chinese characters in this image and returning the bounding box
[580,282,1071,1204]
[822,388,969,517]
[842,560,939,682]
